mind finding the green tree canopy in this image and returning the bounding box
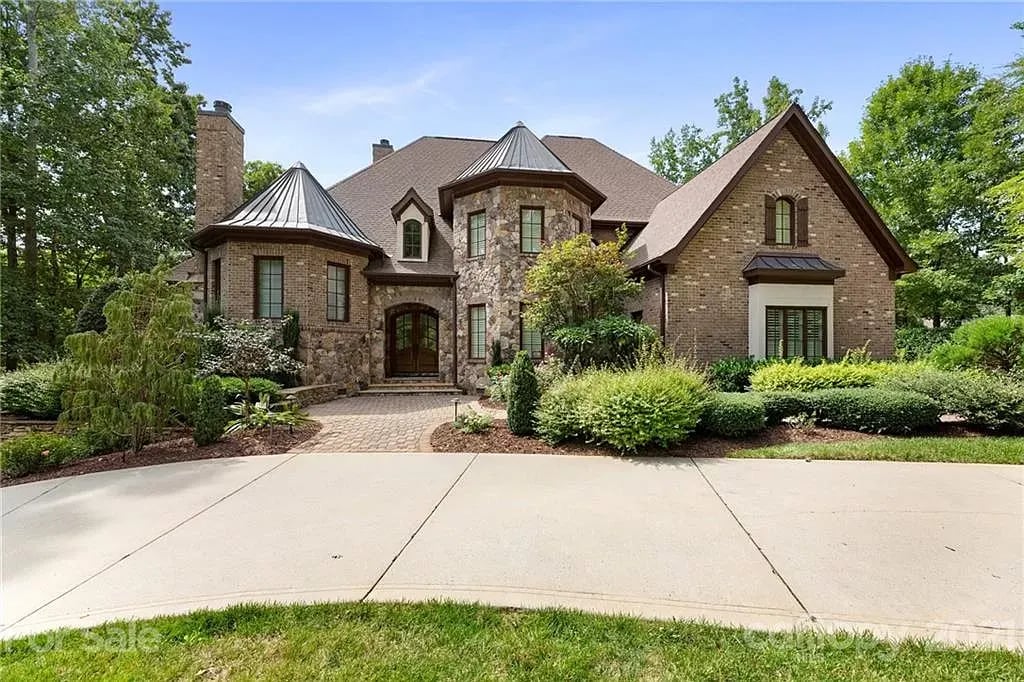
[649,76,833,183]
[244,160,285,201]
[844,47,1023,325]
[1,0,199,367]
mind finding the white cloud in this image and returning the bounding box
[303,61,463,116]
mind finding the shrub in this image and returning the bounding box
[486,364,512,380]
[537,364,709,452]
[74,279,122,333]
[881,367,1024,432]
[708,357,774,392]
[535,373,595,444]
[218,376,283,403]
[490,339,505,367]
[930,315,1024,373]
[193,377,228,446]
[550,315,657,368]
[534,357,568,394]
[199,317,303,400]
[701,393,767,438]
[454,407,492,434]
[749,359,898,392]
[808,389,940,434]
[61,265,200,454]
[506,351,540,435]
[895,326,952,361]
[0,363,65,418]
[225,394,312,434]
[486,373,510,403]
[0,433,90,478]
[760,392,815,426]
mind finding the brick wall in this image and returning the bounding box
[665,129,895,361]
[195,110,244,230]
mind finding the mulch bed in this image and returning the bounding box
[431,420,882,458]
[3,423,321,487]
[477,397,505,410]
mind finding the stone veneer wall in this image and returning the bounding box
[452,186,590,389]
[209,239,372,390]
[368,284,454,384]
[664,128,895,362]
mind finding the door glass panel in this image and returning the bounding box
[420,314,437,352]
[395,313,412,351]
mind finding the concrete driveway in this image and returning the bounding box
[2,453,1021,649]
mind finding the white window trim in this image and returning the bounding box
[748,283,834,359]
[396,204,429,262]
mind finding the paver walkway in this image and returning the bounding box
[3,455,1021,648]
[300,394,504,452]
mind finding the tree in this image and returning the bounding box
[649,76,833,183]
[1,0,199,367]
[60,264,199,456]
[844,52,1022,326]
[244,160,284,201]
[198,318,303,405]
[506,351,539,435]
[523,229,641,333]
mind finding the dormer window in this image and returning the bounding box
[402,219,423,259]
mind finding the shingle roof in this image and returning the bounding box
[212,162,379,250]
[455,122,571,180]
[543,135,677,224]
[626,108,789,268]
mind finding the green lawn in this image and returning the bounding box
[3,602,1021,681]
[730,436,1024,464]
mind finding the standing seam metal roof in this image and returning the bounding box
[213,162,379,248]
[454,122,572,180]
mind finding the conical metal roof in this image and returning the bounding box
[454,122,572,181]
[212,162,380,249]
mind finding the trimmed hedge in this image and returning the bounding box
[536,365,709,452]
[193,377,228,446]
[759,388,940,434]
[218,376,283,403]
[749,359,900,392]
[701,393,767,438]
[506,351,539,435]
[0,363,65,419]
[883,367,1024,433]
[0,433,90,478]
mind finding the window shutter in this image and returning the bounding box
[764,195,776,244]
[796,197,809,246]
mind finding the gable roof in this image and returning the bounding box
[543,135,677,224]
[455,122,571,180]
[195,162,381,253]
[628,104,916,278]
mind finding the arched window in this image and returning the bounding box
[402,219,423,259]
[775,198,794,245]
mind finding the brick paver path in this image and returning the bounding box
[296,394,505,453]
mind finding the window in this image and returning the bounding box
[519,303,543,359]
[402,219,423,259]
[766,306,826,361]
[631,310,643,323]
[254,257,283,319]
[775,198,794,245]
[468,304,486,360]
[327,263,349,322]
[211,258,222,304]
[520,206,544,253]
[571,214,583,233]
[468,211,486,258]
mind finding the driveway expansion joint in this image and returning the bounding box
[2,478,70,517]
[691,457,816,623]
[361,454,479,602]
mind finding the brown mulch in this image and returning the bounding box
[3,423,321,487]
[431,420,881,458]
[477,397,505,410]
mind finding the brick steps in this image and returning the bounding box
[361,383,463,396]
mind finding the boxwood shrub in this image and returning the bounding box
[701,392,767,438]
[536,364,709,453]
[0,432,90,478]
[749,359,900,392]
[760,392,815,425]
[807,388,940,434]
[193,376,228,446]
[0,363,66,419]
[217,376,283,403]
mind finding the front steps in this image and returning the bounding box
[360,380,463,396]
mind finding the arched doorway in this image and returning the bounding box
[386,304,439,377]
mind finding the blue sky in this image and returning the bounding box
[167,2,1021,184]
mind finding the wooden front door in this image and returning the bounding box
[389,309,439,376]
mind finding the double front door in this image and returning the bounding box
[388,308,439,376]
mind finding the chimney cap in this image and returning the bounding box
[375,138,392,147]
[212,100,232,113]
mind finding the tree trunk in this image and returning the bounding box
[931,311,941,330]
[3,203,17,267]
[22,0,40,336]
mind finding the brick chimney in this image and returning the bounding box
[372,138,393,163]
[195,100,245,230]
